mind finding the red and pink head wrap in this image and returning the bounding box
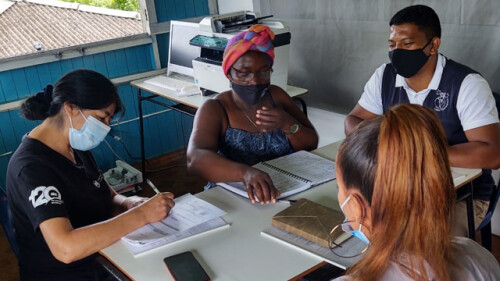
[222,24,275,76]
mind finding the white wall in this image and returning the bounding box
[217,0,254,14]
[256,0,500,114]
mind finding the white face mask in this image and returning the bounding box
[340,195,370,244]
[68,110,110,151]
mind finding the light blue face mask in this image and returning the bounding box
[68,110,110,151]
[339,195,370,245]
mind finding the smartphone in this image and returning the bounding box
[301,262,345,281]
[289,261,345,281]
[163,251,210,281]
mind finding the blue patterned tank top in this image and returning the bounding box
[205,95,293,189]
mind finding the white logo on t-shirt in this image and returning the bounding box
[434,90,449,112]
[28,186,63,208]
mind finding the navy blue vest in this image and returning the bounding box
[381,58,494,200]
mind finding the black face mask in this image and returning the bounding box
[388,39,432,78]
[231,82,270,105]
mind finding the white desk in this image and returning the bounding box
[131,74,309,110]
[100,142,481,281]
[130,74,309,177]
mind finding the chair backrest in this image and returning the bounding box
[476,92,500,230]
[477,180,500,231]
[0,187,19,257]
[493,92,500,117]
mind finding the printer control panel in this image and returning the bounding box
[190,35,228,51]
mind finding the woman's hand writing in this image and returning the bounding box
[136,192,175,224]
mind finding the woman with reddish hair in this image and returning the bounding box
[334,104,500,281]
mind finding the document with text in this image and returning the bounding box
[122,194,228,255]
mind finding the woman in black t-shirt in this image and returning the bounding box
[6,69,175,281]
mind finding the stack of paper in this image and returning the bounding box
[122,194,228,255]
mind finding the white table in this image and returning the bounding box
[130,74,308,110]
[100,142,481,281]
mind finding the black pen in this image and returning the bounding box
[277,199,297,205]
[146,179,160,194]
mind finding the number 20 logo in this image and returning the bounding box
[28,186,62,208]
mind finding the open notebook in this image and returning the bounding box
[218,150,336,199]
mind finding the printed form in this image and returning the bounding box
[122,194,228,254]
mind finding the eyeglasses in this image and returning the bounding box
[230,67,273,82]
[328,221,369,258]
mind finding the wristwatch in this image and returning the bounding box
[285,123,300,136]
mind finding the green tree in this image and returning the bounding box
[60,0,139,12]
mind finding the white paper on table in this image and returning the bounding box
[123,217,229,255]
[123,194,226,242]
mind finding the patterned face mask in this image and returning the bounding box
[231,82,270,105]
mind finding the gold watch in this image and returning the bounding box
[285,123,300,135]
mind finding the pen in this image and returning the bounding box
[277,200,297,205]
[146,179,160,194]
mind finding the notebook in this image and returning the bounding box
[218,150,336,199]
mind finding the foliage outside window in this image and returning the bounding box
[60,0,139,12]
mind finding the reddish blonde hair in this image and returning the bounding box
[338,104,456,281]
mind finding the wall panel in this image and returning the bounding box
[256,0,500,113]
[0,0,212,189]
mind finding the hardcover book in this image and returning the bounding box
[272,199,348,248]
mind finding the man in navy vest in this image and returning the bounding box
[344,5,500,237]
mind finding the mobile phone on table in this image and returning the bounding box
[163,251,210,281]
[290,261,345,281]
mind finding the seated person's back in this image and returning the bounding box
[333,104,500,281]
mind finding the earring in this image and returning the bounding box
[328,221,370,258]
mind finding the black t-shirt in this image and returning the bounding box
[6,135,113,281]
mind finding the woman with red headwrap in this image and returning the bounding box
[187,24,318,204]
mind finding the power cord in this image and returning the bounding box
[105,131,187,174]
[107,131,142,161]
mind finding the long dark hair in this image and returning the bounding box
[20,69,123,121]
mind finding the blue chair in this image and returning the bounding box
[476,182,500,251]
[0,187,18,257]
[475,91,500,251]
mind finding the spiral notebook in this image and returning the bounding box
[218,150,336,199]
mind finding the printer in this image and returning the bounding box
[190,11,291,96]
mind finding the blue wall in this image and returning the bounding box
[0,1,210,189]
[155,0,210,68]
